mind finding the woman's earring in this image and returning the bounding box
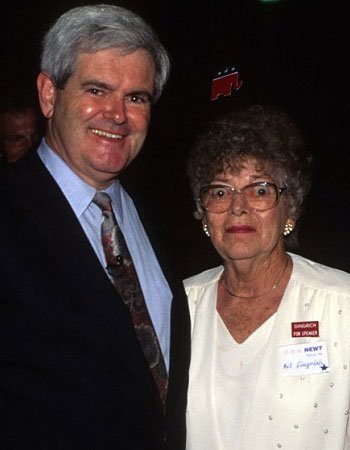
[283,222,294,236]
[203,223,211,237]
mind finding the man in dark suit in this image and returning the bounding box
[0,5,190,449]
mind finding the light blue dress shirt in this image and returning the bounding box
[38,139,171,370]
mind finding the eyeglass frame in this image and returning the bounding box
[198,181,287,214]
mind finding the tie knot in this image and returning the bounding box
[92,191,113,213]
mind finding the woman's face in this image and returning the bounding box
[203,158,293,264]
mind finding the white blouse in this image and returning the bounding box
[184,253,350,450]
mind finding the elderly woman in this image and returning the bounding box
[184,104,350,450]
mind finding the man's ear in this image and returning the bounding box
[37,72,56,119]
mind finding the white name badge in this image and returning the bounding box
[279,340,330,376]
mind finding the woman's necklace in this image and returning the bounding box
[220,255,291,299]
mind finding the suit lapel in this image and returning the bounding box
[13,153,161,411]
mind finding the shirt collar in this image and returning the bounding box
[37,139,121,218]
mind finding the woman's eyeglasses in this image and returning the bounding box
[199,181,286,213]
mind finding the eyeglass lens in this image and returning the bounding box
[200,183,279,212]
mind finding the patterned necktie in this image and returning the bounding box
[92,191,168,405]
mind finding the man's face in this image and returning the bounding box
[38,48,156,189]
[0,108,40,163]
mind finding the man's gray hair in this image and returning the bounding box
[41,4,170,102]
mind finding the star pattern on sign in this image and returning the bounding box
[321,364,329,371]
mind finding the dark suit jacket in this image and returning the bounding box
[0,152,190,450]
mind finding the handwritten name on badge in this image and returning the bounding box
[279,341,330,376]
[291,321,319,337]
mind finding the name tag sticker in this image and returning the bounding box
[291,321,319,337]
[279,340,330,376]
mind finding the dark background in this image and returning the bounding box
[2,0,349,277]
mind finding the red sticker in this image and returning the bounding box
[291,321,319,338]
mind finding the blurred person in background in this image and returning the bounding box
[0,89,42,164]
